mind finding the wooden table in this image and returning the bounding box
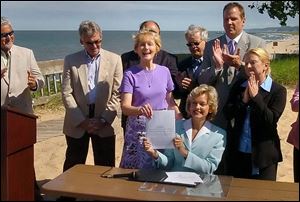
[41,164,299,201]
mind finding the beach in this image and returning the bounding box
[266,34,299,55]
[33,35,299,187]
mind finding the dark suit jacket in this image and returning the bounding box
[177,55,193,118]
[225,78,286,169]
[198,31,266,129]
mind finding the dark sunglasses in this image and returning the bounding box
[186,41,201,47]
[1,30,14,38]
[86,40,102,46]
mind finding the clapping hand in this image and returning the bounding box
[243,73,259,103]
[212,39,224,70]
[222,46,241,69]
[176,71,193,90]
[247,73,259,98]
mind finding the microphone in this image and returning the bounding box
[102,171,137,179]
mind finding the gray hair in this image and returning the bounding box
[1,16,12,27]
[78,20,102,39]
[185,24,208,41]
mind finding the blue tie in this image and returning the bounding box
[228,40,236,55]
[189,59,202,81]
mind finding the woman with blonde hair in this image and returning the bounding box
[120,30,181,169]
[143,84,226,174]
[225,48,287,180]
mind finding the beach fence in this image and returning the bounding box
[33,59,64,106]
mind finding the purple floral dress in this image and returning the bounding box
[119,116,154,169]
[119,65,174,169]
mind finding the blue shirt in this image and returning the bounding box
[239,75,273,153]
[239,75,273,175]
[85,51,100,104]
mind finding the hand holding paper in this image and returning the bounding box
[145,110,176,149]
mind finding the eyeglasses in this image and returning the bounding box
[85,40,102,46]
[1,30,14,39]
[186,41,201,47]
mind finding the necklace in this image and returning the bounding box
[143,70,153,88]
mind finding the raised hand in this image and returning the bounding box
[248,73,259,98]
[212,39,224,70]
[223,48,242,69]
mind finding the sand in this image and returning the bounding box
[266,35,299,55]
[34,35,299,184]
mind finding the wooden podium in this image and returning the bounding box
[1,106,37,201]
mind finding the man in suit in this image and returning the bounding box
[61,20,123,172]
[197,2,266,175]
[121,20,179,132]
[1,17,44,111]
[1,16,45,201]
[177,25,208,118]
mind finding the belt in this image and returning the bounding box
[88,103,95,118]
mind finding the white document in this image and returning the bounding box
[145,110,175,149]
[164,172,203,186]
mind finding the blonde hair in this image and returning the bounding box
[244,48,271,75]
[186,84,218,120]
[133,29,161,53]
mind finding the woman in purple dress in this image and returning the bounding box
[119,29,181,169]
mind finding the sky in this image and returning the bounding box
[1,1,299,31]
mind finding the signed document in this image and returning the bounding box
[145,110,175,149]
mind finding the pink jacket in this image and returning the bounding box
[287,83,299,150]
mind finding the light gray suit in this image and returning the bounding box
[62,48,123,139]
[1,45,45,114]
[198,31,266,129]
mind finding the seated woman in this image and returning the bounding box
[143,84,226,174]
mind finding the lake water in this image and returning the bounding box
[14,30,293,61]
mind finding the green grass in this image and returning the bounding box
[33,93,64,111]
[270,55,299,87]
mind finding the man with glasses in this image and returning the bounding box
[1,16,45,201]
[176,25,208,118]
[61,20,123,175]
